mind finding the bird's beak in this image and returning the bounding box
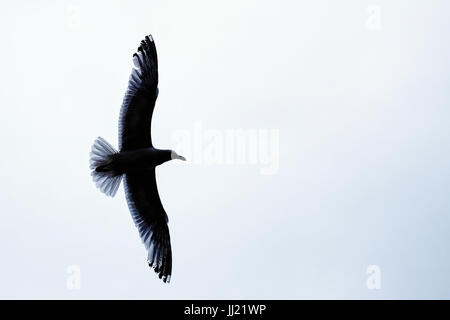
[171,151,186,161]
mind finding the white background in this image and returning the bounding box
[1,0,450,299]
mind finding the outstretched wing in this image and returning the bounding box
[124,169,172,283]
[119,35,159,151]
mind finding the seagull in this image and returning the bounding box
[89,35,185,283]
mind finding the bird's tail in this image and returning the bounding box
[89,137,123,197]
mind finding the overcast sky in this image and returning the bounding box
[1,0,450,299]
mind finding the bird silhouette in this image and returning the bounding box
[89,35,185,283]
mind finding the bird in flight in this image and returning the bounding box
[89,35,185,283]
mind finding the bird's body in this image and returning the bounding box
[89,35,184,283]
[96,148,172,174]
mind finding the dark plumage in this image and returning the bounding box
[89,35,185,283]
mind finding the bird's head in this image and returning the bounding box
[170,150,186,161]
